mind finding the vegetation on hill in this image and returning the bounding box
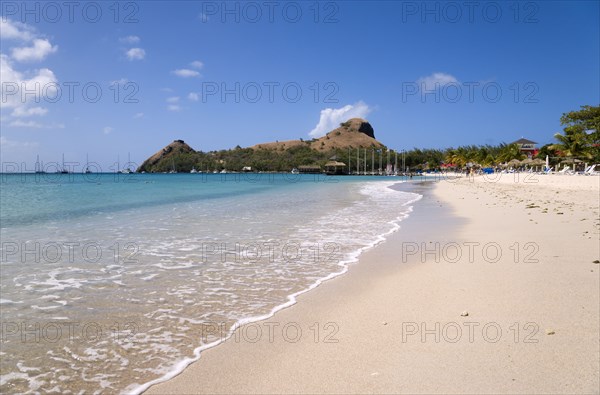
[249,118,384,152]
[137,105,599,173]
[139,143,530,173]
[144,145,337,173]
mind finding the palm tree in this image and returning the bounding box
[445,148,466,167]
[549,129,593,160]
[497,143,525,163]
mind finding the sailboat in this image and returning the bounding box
[35,155,46,174]
[58,154,69,174]
[118,153,132,173]
[169,158,176,174]
[85,154,92,174]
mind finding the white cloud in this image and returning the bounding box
[188,92,199,101]
[0,136,15,146]
[110,78,130,86]
[126,47,145,60]
[133,112,144,119]
[167,105,181,112]
[11,38,58,62]
[0,19,36,41]
[172,69,199,78]
[0,54,58,109]
[9,120,43,128]
[9,119,64,129]
[416,72,458,91]
[308,101,371,138]
[119,35,140,44]
[103,126,113,134]
[11,106,48,117]
[166,96,180,103]
[0,135,39,148]
[190,60,204,69]
[1,20,60,127]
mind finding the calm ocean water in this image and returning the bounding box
[0,173,422,394]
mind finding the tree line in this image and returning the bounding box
[144,105,599,173]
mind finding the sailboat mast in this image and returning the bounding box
[387,149,390,173]
[85,153,91,173]
[371,149,374,175]
[402,150,406,173]
[347,146,350,175]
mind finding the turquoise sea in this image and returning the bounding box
[0,173,422,393]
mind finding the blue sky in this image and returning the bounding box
[1,1,598,171]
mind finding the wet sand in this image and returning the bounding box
[147,174,599,394]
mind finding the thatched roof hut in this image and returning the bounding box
[324,161,347,175]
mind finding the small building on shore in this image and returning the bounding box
[298,165,322,174]
[324,161,347,175]
[511,138,538,158]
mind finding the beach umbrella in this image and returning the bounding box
[561,158,582,171]
[507,159,521,166]
[560,158,582,164]
[530,158,545,171]
[521,158,534,165]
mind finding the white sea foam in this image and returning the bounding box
[129,181,422,395]
[2,178,425,394]
[0,299,22,304]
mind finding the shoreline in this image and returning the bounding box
[143,180,453,394]
[133,180,424,394]
[146,175,599,394]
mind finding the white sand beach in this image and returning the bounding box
[147,174,599,394]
